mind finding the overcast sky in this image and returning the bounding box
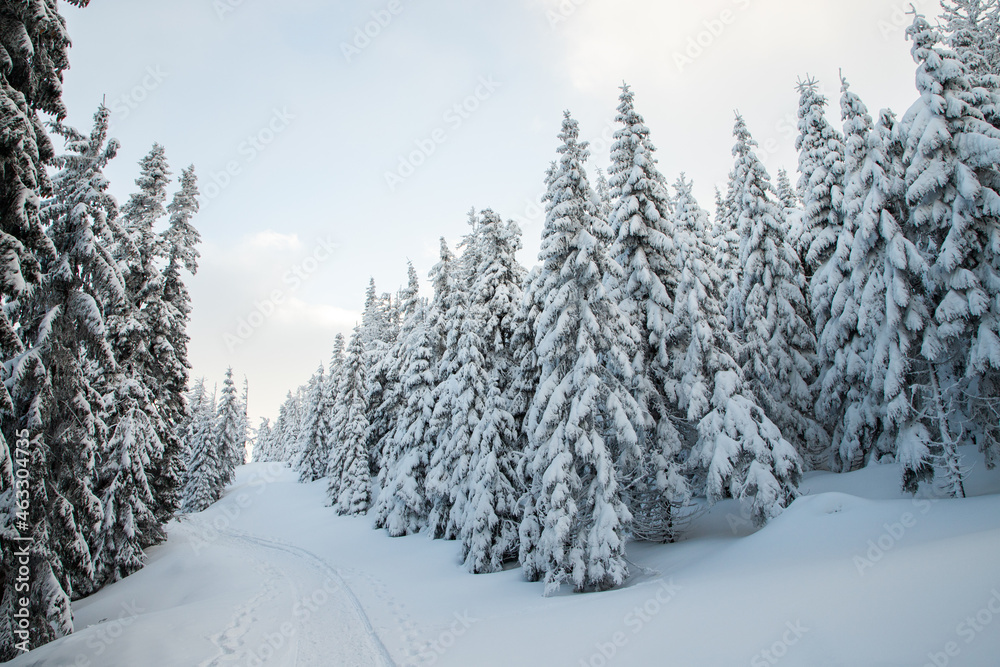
[59,0,938,427]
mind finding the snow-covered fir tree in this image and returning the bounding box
[794,78,846,283]
[362,279,399,485]
[272,390,305,464]
[816,78,912,471]
[940,0,1000,81]
[425,225,478,539]
[92,399,159,588]
[715,174,744,331]
[181,380,221,513]
[667,172,802,525]
[605,83,688,543]
[374,263,422,489]
[775,168,799,210]
[426,212,494,542]
[458,210,526,572]
[149,164,200,524]
[519,112,641,595]
[4,105,123,629]
[897,13,1000,495]
[215,367,246,492]
[0,6,95,647]
[328,327,372,515]
[732,113,829,468]
[104,144,175,542]
[254,417,272,462]
[296,364,331,482]
[373,298,437,536]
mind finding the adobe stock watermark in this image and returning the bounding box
[750,620,810,666]
[11,428,32,654]
[213,0,252,20]
[223,234,338,351]
[71,601,146,667]
[187,463,288,553]
[546,0,589,30]
[853,494,941,575]
[383,75,502,192]
[201,107,295,204]
[577,578,681,667]
[673,0,755,73]
[922,587,1000,667]
[106,66,168,133]
[241,579,346,666]
[341,0,410,62]
[406,611,479,666]
[878,0,934,40]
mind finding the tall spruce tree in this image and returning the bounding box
[6,105,123,629]
[297,364,331,482]
[897,13,1000,495]
[425,222,478,539]
[374,262,422,488]
[733,113,829,468]
[328,327,371,515]
[458,210,526,572]
[817,78,909,470]
[215,367,245,493]
[605,83,688,543]
[519,112,641,595]
[181,380,220,513]
[149,165,200,522]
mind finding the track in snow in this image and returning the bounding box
[186,520,396,667]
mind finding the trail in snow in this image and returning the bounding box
[6,465,400,667]
[214,526,397,667]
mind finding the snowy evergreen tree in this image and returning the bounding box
[519,112,641,594]
[692,370,804,526]
[425,224,478,539]
[457,210,526,572]
[92,399,159,587]
[181,381,221,513]
[427,237,457,359]
[775,168,799,210]
[594,167,613,221]
[897,13,1000,495]
[733,113,829,468]
[254,418,272,462]
[0,17,83,570]
[795,79,848,397]
[816,79,917,471]
[374,262,422,488]
[667,175,727,421]
[328,328,371,515]
[103,144,174,543]
[296,364,331,482]
[1,98,111,646]
[795,78,846,285]
[149,165,200,523]
[215,367,245,492]
[8,106,127,605]
[664,174,801,524]
[374,300,437,536]
[426,212,493,541]
[361,279,398,486]
[605,83,687,543]
[274,389,305,464]
[940,0,1000,81]
[715,175,744,332]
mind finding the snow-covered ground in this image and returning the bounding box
[11,449,1000,667]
